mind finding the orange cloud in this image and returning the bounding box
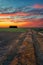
[0,12,43,28]
[23,19,43,27]
[0,14,15,16]
[15,12,29,16]
[0,18,28,28]
[0,18,43,28]
[33,4,43,8]
[0,12,29,16]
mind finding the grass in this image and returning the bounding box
[0,28,27,32]
[32,28,43,33]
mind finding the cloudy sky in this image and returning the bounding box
[0,0,43,27]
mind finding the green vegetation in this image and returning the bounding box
[32,28,43,33]
[0,28,27,32]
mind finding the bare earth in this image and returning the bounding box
[0,29,43,65]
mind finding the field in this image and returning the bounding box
[0,28,43,65]
[32,28,43,33]
[0,28,27,32]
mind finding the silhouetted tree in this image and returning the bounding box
[9,26,18,28]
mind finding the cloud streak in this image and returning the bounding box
[33,4,43,8]
[0,4,43,27]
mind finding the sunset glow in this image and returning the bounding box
[0,0,43,28]
[0,17,28,28]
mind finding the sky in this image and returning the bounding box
[0,0,43,28]
[0,0,43,8]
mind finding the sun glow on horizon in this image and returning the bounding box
[0,11,43,28]
[0,21,28,28]
[0,15,30,28]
